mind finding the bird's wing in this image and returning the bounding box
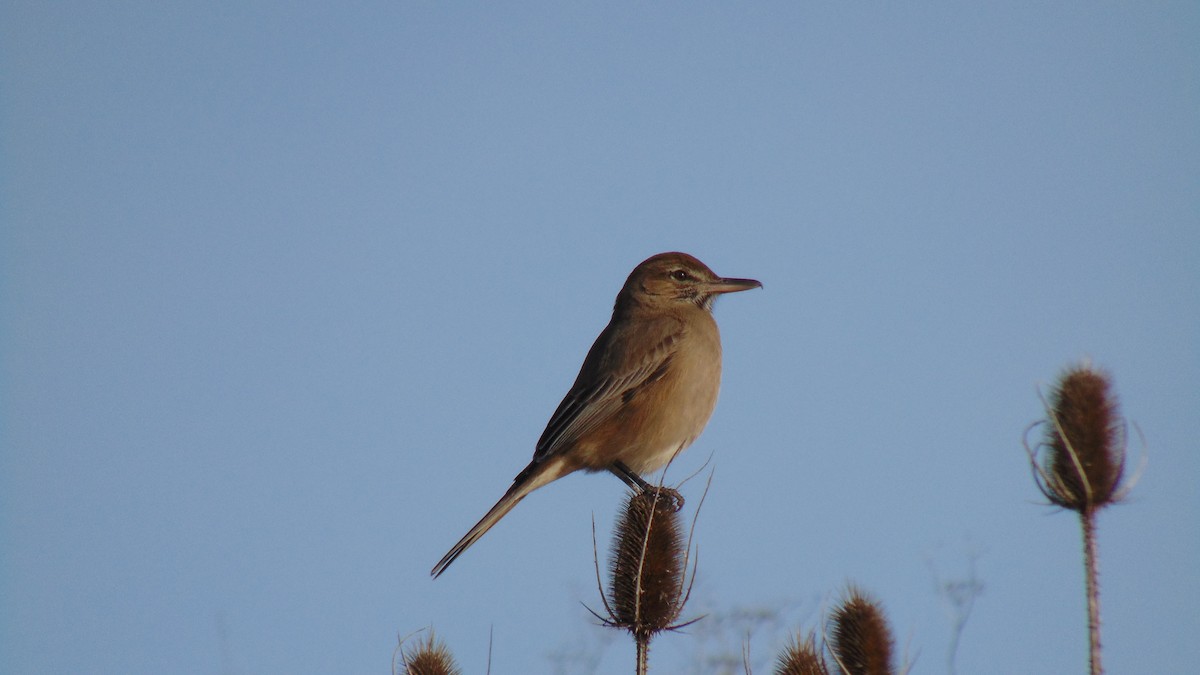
[533,328,679,462]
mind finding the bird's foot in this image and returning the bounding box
[642,485,685,512]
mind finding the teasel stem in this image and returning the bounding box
[1081,507,1102,675]
[636,634,648,675]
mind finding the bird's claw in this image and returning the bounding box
[642,485,685,512]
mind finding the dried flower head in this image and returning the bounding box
[397,631,460,675]
[1029,363,1127,512]
[775,630,830,675]
[605,488,688,640]
[828,588,894,675]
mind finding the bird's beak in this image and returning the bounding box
[707,277,763,294]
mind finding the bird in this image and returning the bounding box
[431,252,760,578]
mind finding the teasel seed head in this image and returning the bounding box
[397,631,460,675]
[828,587,894,675]
[1031,363,1128,513]
[606,487,689,641]
[775,630,829,675]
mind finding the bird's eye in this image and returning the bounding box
[670,269,690,281]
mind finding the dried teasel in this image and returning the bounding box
[605,487,689,639]
[394,631,461,675]
[775,630,830,675]
[828,588,895,675]
[1027,363,1129,513]
[591,482,703,675]
[1024,362,1141,675]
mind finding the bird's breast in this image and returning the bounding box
[611,315,723,474]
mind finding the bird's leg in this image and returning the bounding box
[611,461,685,511]
[612,461,651,490]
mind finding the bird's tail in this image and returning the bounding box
[430,456,567,578]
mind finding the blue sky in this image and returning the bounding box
[3,3,1197,674]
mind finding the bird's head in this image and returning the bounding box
[619,252,761,312]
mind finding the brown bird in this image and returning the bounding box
[431,252,760,578]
